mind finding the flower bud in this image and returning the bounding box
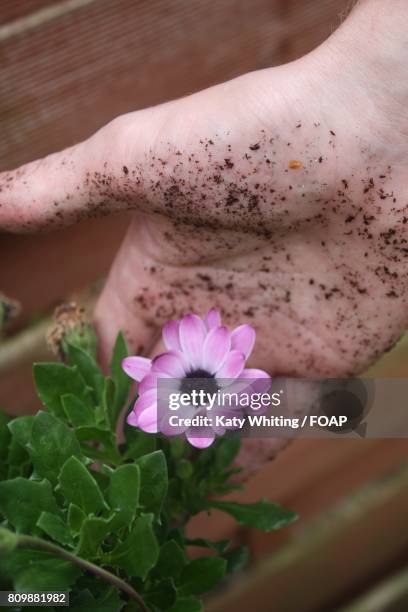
[170,438,186,460]
[176,459,193,480]
[46,302,97,361]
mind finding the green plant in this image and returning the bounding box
[0,332,297,611]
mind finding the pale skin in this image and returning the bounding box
[1,0,407,471]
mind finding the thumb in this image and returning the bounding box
[0,110,162,233]
[0,138,96,233]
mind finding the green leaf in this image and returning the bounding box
[75,426,119,464]
[136,450,168,516]
[62,394,95,427]
[0,478,58,532]
[69,588,125,612]
[210,499,298,531]
[0,411,11,461]
[76,516,112,557]
[7,415,34,450]
[108,464,140,528]
[37,512,74,547]
[169,598,203,612]
[177,557,226,596]
[110,513,159,578]
[109,332,131,426]
[6,437,30,477]
[123,425,156,460]
[102,377,116,426]
[75,425,114,447]
[29,411,82,484]
[145,577,177,610]
[68,504,86,535]
[185,538,230,554]
[3,549,81,591]
[33,362,93,418]
[223,545,249,573]
[65,343,104,403]
[215,437,241,470]
[154,540,186,580]
[58,456,105,515]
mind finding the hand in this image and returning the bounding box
[1,0,407,470]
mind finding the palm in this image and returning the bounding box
[94,67,407,376]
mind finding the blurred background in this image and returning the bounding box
[0,1,407,610]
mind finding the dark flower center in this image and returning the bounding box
[179,369,219,397]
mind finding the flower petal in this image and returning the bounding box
[122,356,151,381]
[126,410,139,427]
[231,324,256,359]
[240,368,271,393]
[162,320,181,351]
[134,389,157,416]
[204,308,222,330]
[152,351,187,378]
[138,373,159,395]
[216,350,245,379]
[179,314,207,369]
[138,406,158,433]
[202,326,231,373]
[161,404,194,435]
[186,427,215,448]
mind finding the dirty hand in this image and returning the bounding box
[1,0,406,468]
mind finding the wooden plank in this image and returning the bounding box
[207,464,408,612]
[0,1,54,26]
[0,0,349,170]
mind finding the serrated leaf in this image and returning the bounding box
[62,394,95,427]
[169,598,203,612]
[223,545,249,573]
[210,499,298,531]
[108,464,140,528]
[6,437,29,475]
[69,588,125,612]
[75,425,119,464]
[37,512,74,547]
[136,450,168,516]
[110,513,159,578]
[154,540,186,580]
[177,557,226,596]
[65,343,104,403]
[29,411,82,484]
[123,424,156,460]
[185,538,230,553]
[75,425,114,446]
[109,332,131,427]
[7,415,34,452]
[3,550,81,591]
[59,456,105,515]
[68,504,86,535]
[76,516,112,557]
[145,577,177,610]
[0,478,58,532]
[33,362,93,418]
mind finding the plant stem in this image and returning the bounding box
[16,534,147,612]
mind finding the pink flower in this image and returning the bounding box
[122,309,270,449]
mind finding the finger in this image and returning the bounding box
[0,139,96,233]
[0,105,169,234]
